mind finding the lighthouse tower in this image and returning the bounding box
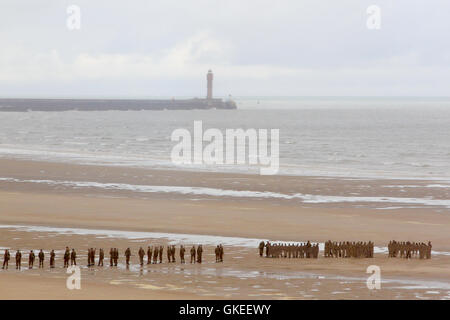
[206,70,213,100]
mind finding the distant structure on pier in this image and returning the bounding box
[0,70,237,112]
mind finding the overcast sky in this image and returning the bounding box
[1,0,449,97]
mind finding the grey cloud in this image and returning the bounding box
[0,0,449,96]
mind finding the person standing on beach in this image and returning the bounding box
[114,248,119,266]
[50,250,55,268]
[406,241,412,259]
[171,246,176,263]
[64,247,70,268]
[419,243,425,259]
[190,246,196,263]
[125,248,131,266]
[2,249,10,269]
[159,246,163,264]
[70,249,77,266]
[305,241,311,258]
[258,241,265,257]
[265,242,270,257]
[219,244,224,262]
[88,248,92,267]
[38,249,44,268]
[98,248,104,266]
[166,246,171,263]
[147,246,152,265]
[91,248,96,266]
[313,244,319,259]
[215,245,220,262]
[109,248,114,266]
[15,250,22,270]
[28,250,35,269]
[153,246,159,264]
[180,245,185,263]
[197,245,203,263]
[138,247,145,266]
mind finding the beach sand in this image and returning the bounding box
[0,158,449,299]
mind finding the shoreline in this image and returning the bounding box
[1,158,449,199]
[2,151,450,181]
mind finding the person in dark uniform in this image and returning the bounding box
[265,241,270,257]
[258,241,265,257]
[109,248,114,266]
[158,246,163,264]
[147,246,152,265]
[197,245,203,263]
[50,250,55,268]
[87,248,91,267]
[166,246,171,263]
[125,248,131,266]
[219,244,224,262]
[153,246,159,264]
[28,250,35,269]
[38,249,45,268]
[91,248,96,266]
[114,248,119,266]
[15,250,22,270]
[70,249,77,266]
[190,245,196,263]
[215,245,220,262]
[305,241,311,258]
[2,249,10,269]
[64,247,70,268]
[138,247,145,266]
[405,241,412,259]
[179,245,185,263]
[98,248,104,266]
[171,246,176,263]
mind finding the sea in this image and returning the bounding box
[0,96,449,180]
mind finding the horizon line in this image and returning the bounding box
[1,95,450,100]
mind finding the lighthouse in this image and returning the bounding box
[206,70,213,100]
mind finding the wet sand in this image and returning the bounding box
[0,158,449,299]
[1,226,449,300]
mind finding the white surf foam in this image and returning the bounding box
[383,184,450,189]
[1,177,450,209]
[0,224,264,248]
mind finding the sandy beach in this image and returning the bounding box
[0,158,449,300]
[3,0,450,304]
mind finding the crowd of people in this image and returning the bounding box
[387,241,432,259]
[324,241,374,258]
[0,239,434,270]
[258,241,320,259]
[258,240,432,260]
[1,244,223,270]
